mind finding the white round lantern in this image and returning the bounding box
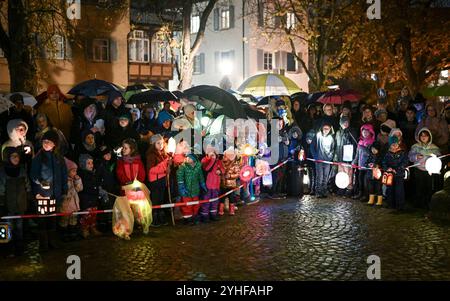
[425,155,442,175]
[335,172,350,189]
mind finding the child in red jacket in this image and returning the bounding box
[200,145,225,222]
[116,138,146,191]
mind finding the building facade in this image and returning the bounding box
[180,0,309,93]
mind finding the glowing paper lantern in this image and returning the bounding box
[425,155,442,175]
[168,137,176,153]
[372,168,382,180]
[240,166,255,182]
[335,172,350,189]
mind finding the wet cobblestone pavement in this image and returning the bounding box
[1,195,450,280]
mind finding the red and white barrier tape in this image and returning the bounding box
[0,159,290,220]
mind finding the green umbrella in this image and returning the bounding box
[422,85,450,97]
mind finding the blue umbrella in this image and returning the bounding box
[68,79,123,97]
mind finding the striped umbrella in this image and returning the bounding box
[237,73,301,97]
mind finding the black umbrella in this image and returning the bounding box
[183,85,247,119]
[125,84,147,92]
[172,90,186,99]
[127,90,179,105]
[239,100,266,120]
[256,95,284,107]
[68,79,122,97]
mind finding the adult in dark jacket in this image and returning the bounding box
[30,130,68,252]
[70,97,104,148]
[399,105,418,150]
[0,147,31,256]
[314,104,339,132]
[135,105,158,136]
[311,122,335,198]
[103,90,129,145]
[155,110,177,138]
[75,129,102,162]
[105,113,140,150]
[333,116,358,196]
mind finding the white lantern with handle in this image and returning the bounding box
[425,155,442,175]
[335,171,350,189]
[167,137,177,154]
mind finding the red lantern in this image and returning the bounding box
[382,172,394,186]
[240,166,255,183]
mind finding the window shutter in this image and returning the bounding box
[110,39,117,62]
[258,1,264,27]
[85,39,93,61]
[274,51,281,70]
[215,51,220,72]
[257,49,263,71]
[65,38,73,59]
[36,34,46,59]
[274,16,281,28]
[287,52,296,72]
[213,8,220,31]
[200,53,205,74]
[297,52,303,73]
[229,5,235,28]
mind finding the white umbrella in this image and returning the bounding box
[6,92,38,107]
[0,95,15,114]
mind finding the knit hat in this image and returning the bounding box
[406,105,417,113]
[157,110,174,126]
[65,157,77,171]
[187,153,198,163]
[374,109,388,118]
[130,108,141,120]
[380,119,396,133]
[388,135,399,146]
[150,134,164,145]
[389,128,403,138]
[99,145,111,156]
[10,93,24,104]
[306,130,316,141]
[183,104,196,116]
[2,147,19,163]
[82,129,95,142]
[79,153,93,170]
[119,112,131,121]
[42,129,59,146]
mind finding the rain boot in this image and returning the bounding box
[367,195,375,205]
[218,203,225,216]
[90,225,102,236]
[376,195,383,206]
[229,203,235,216]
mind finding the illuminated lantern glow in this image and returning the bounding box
[425,155,442,175]
[240,166,255,182]
[0,223,12,243]
[167,137,176,154]
[382,172,394,186]
[244,145,255,157]
[372,168,382,180]
[335,172,350,189]
[302,168,310,185]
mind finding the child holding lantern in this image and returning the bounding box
[365,142,383,206]
[200,145,225,222]
[177,154,207,225]
[382,135,409,211]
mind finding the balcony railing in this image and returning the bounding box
[128,62,173,83]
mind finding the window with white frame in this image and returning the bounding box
[191,14,200,33]
[286,12,296,29]
[286,52,297,72]
[151,35,171,63]
[46,34,65,59]
[129,30,149,62]
[93,39,109,62]
[220,7,230,29]
[193,54,202,74]
[263,52,273,70]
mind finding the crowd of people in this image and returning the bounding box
[0,84,449,257]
